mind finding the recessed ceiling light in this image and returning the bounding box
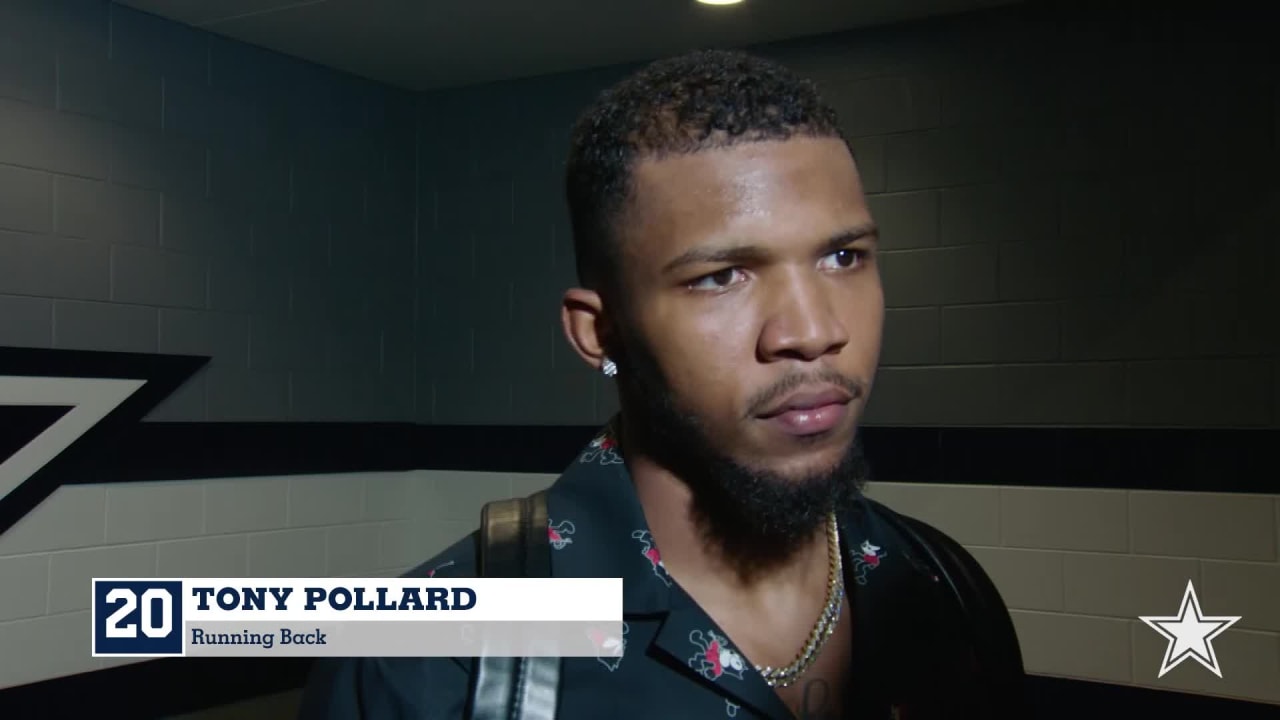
[697,0,744,5]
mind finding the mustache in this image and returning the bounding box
[743,367,866,419]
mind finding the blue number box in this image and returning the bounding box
[92,580,185,656]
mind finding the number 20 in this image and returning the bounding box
[104,588,173,639]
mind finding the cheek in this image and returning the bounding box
[854,302,885,346]
[691,316,753,356]
[655,313,758,406]
[842,280,885,340]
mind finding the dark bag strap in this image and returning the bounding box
[467,491,560,720]
[875,505,1027,718]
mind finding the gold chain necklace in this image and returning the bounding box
[753,511,845,688]
[598,420,844,688]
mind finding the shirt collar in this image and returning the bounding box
[543,424,795,718]
[545,424,674,615]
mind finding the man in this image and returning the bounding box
[300,49,1023,719]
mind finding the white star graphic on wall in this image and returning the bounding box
[0,375,145,504]
[1139,580,1241,678]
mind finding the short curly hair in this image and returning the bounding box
[564,49,847,293]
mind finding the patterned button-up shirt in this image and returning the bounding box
[299,427,1002,719]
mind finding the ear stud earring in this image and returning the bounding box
[600,357,618,378]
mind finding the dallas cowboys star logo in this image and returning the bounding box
[1139,579,1241,678]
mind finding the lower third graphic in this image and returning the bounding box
[1139,579,1241,678]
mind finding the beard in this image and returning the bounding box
[611,327,870,578]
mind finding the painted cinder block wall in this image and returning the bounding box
[0,0,421,691]
[0,0,1275,710]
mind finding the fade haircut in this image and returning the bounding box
[564,49,847,294]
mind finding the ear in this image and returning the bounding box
[561,287,611,371]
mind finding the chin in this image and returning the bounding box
[747,445,849,482]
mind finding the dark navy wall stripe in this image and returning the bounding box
[81,421,423,484]
[24,419,1280,492]
[858,426,1278,494]
[3,345,1278,538]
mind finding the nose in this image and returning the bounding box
[757,271,850,363]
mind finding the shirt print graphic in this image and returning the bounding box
[586,621,629,672]
[688,629,747,682]
[579,432,624,465]
[631,529,672,586]
[851,538,885,585]
[725,700,740,717]
[548,518,576,549]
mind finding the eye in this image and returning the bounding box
[688,267,746,291]
[817,248,864,271]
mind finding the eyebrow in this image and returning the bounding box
[661,223,880,275]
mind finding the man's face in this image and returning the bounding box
[616,136,882,482]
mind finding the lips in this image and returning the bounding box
[756,386,853,419]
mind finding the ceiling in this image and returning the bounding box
[113,0,1020,91]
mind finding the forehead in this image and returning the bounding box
[621,137,868,267]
